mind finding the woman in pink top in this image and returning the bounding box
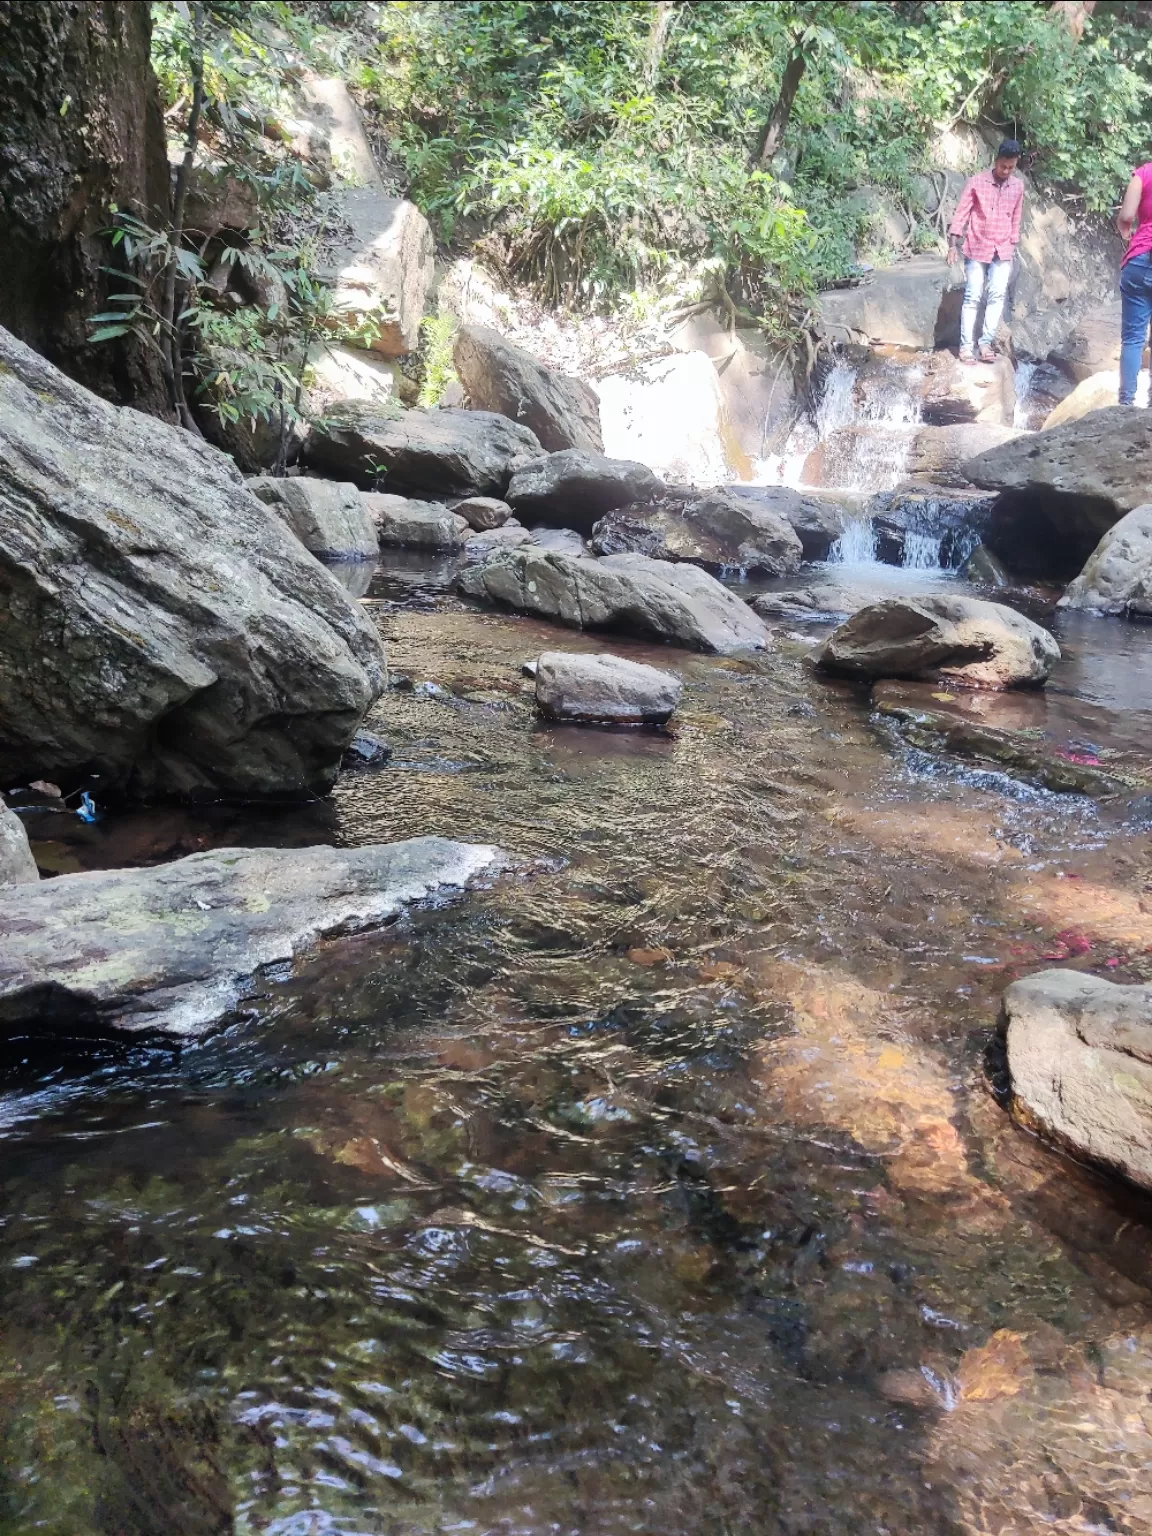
[1116,163,1152,403]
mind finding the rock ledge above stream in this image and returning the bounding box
[0,838,507,1043]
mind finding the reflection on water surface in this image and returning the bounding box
[3,566,1152,1535]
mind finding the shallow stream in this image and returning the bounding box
[3,553,1152,1535]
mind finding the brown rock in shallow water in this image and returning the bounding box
[534,651,682,723]
[817,595,1059,689]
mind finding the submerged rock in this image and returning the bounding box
[459,547,770,654]
[0,795,38,887]
[306,404,542,498]
[248,476,378,560]
[591,489,803,576]
[1003,969,1152,1193]
[0,325,386,801]
[1059,503,1152,615]
[506,449,664,535]
[534,651,682,723]
[817,595,1059,689]
[965,408,1152,581]
[0,837,506,1042]
[453,325,603,452]
[362,493,470,550]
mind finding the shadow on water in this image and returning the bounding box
[3,563,1152,1534]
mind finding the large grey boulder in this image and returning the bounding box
[1060,503,1152,615]
[0,796,38,887]
[362,493,470,550]
[301,77,433,355]
[306,404,542,498]
[248,476,378,560]
[453,325,603,453]
[590,489,803,576]
[964,408,1152,581]
[0,837,505,1043]
[1003,969,1152,1193]
[463,524,533,561]
[460,547,770,654]
[506,449,663,535]
[534,650,682,723]
[816,594,1059,689]
[0,326,385,800]
[721,486,846,562]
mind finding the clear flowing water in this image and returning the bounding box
[3,562,1152,1536]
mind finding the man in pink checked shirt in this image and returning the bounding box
[947,139,1024,365]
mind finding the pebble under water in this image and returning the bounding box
[3,562,1152,1536]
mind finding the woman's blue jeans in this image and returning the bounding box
[1120,252,1152,404]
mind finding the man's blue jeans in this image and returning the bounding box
[962,257,1012,351]
[1119,252,1152,404]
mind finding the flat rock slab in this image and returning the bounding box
[0,837,506,1042]
[460,547,770,654]
[306,404,542,498]
[1003,969,1152,1192]
[817,594,1059,689]
[535,651,682,723]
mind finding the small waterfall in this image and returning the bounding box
[829,518,879,566]
[1012,360,1037,430]
[902,530,945,570]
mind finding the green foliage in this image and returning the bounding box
[353,0,1152,336]
[417,313,460,408]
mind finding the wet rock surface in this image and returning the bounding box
[590,488,804,576]
[534,650,682,723]
[818,594,1060,689]
[0,325,386,800]
[453,324,603,453]
[0,837,505,1042]
[1004,969,1152,1192]
[306,403,542,498]
[459,546,771,653]
[506,448,664,535]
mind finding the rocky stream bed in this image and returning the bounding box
[3,550,1152,1536]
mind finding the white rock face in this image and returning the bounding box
[1060,503,1152,614]
[534,651,682,723]
[1004,969,1152,1193]
[301,77,434,356]
[817,595,1060,689]
[597,352,738,485]
[308,343,406,411]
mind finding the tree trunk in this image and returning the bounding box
[644,1,678,84]
[0,1,171,417]
[1048,0,1097,39]
[755,49,807,167]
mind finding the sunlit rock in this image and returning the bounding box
[248,476,379,561]
[506,449,663,535]
[1003,968,1152,1192]
[534,650,682,723]
[1060,502,1152,615]
[817,595,1059,689]
[597,352,739,484]
[453,325,603,453]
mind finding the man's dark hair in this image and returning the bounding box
[997,139,1023,159]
